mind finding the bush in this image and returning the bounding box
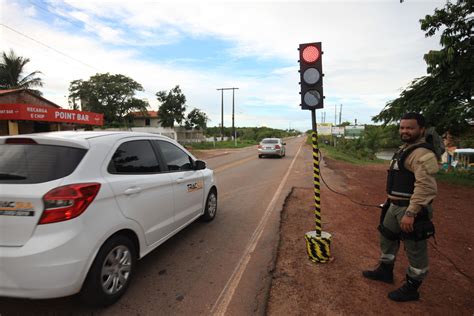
[436,169,474,187]
[206,126,298,142]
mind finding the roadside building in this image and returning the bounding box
[175,126,205,144]
[128,110,205,143]
[0,89,103,135]
[128,110,176,140]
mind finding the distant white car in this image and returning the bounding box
[257,138,286,158]
[0,131,217,306]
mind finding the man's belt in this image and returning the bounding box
[389,199,410,207]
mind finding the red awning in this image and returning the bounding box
[0,104,103,126]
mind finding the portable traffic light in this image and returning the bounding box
[299,42,324,110]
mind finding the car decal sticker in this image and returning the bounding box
[0,201,35,216]
[187,181,203,192]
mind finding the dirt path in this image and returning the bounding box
[267,157,473,315]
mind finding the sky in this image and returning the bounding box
[1,0,447,132]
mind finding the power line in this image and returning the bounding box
[2,5,165,106]
[317,150,380,209]
[0,23,98,71]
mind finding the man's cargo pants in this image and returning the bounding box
[379,203,433,281]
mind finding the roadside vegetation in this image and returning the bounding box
[305,0,473,185]
[317,143,385,165]
[435,170,474,187]
[188,126,299,150]
[372,0,472,138]
[306,124,399,164]
[0,49,43,94]
[206,126,299,142]
[187,139,257,150]
[308,131,474,187]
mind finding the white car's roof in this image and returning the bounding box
[0,131,172,149]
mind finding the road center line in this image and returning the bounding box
[210,139,305,315]
[213,155,256,174]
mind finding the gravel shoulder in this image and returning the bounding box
[266,156,474,315]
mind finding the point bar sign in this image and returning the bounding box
[0,104,103,126]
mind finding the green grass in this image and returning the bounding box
[318,145,385,165]
[306,135,385,164]
[305,136,474,187]
[185,139,257,150]
[435,170,474,187]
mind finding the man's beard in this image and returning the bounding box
[400,134,419,143]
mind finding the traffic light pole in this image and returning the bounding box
[309,110,322,237]
[311,110,321,235]
[304,109,332,263]
[298,42,331,264]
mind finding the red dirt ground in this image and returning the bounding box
[267,157,474,315]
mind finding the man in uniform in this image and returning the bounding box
[362,112,439,302]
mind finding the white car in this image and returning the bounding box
[0,131,217,306]
[257,138,286,158]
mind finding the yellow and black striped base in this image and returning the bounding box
[305,231,332,263]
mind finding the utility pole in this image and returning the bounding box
[232,88,239,145]
[217,89,224,141]
[334,104,337,126]
[339,104,342,125]
[216,87,239,142]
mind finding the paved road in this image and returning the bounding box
[0,136,312,315]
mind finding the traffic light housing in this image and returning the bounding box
[299,42,324,110]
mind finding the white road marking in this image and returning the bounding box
[210,139,305,315]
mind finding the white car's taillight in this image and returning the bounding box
[39,183,101,224]
[275,145,281,149]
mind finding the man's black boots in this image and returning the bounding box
[388,275,422,302]
[362,262,394,284]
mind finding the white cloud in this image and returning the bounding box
[1,0,446,131]
[24,5,37,17]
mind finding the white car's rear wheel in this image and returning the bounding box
[81,235,136,306]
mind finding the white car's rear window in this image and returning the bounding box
[0,144,87,184]
[262,139,279,144]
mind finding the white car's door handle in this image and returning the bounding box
[124,187,142,195]
[176,177,185,184]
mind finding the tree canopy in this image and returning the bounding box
[156,85,187,128]
[0,49,43,94]
[185,108,209,130]
[68,73,148,126]
[373,0,473,135]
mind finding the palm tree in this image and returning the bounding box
[0,49,43,94]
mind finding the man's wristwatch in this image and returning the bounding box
[404,210,417,218]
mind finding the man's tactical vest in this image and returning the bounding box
[386,143,435,198]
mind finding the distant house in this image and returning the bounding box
[127,111,205,143]
[127,111,176,140]
[128,110,160,127]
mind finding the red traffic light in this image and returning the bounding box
[302,45,320,63]
[299,42,323,110]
